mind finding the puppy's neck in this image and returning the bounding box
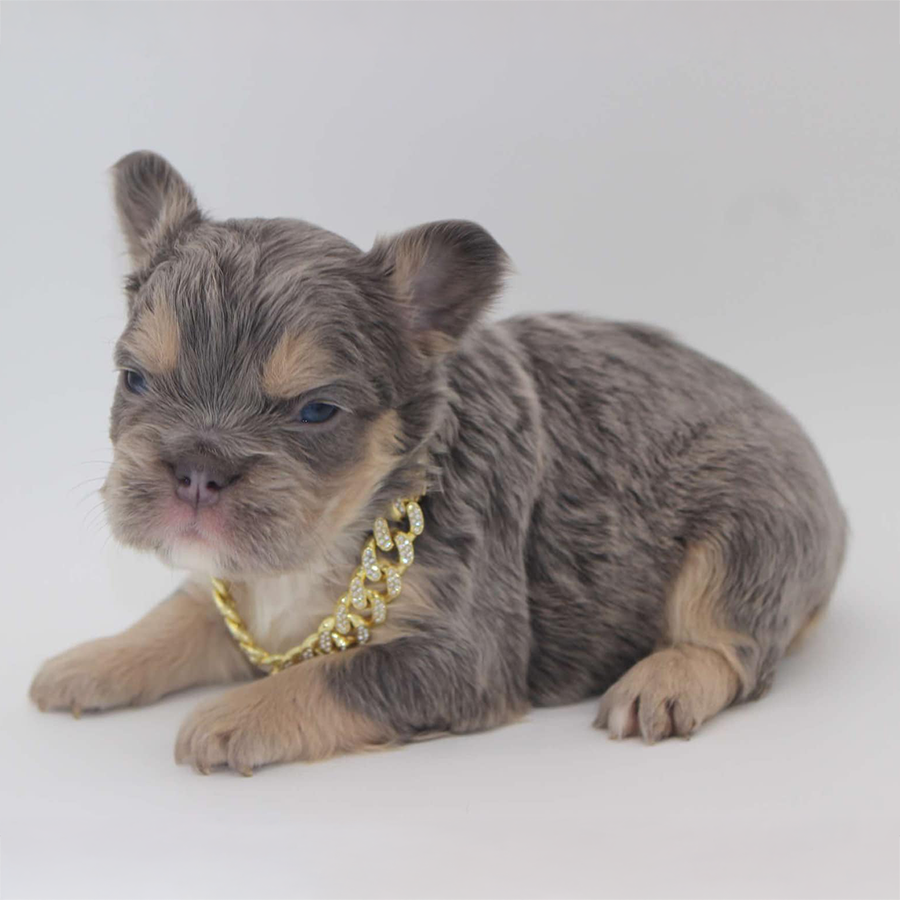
[187,531,361,655]
[232,566,341,653]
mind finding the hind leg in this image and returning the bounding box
[595,643,741,741]
[595,539,756,741]
[596,409,846,743]
[595,531,843,742]
[593,531,840,742]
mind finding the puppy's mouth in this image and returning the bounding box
[107,464,301,577]
[173,521,215,545]
[157,496,231,563]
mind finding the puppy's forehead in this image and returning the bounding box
[124,219,363,389]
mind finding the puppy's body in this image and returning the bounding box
[30,153,846,770]
[328,314,845,738]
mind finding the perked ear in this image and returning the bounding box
[369,220,510,349]
[111,151,202,268]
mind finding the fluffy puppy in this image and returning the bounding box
[30,152,847,774]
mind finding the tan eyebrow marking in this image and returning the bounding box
[316,410,404,546]
[262,330,332,399]
[122,301,180,374]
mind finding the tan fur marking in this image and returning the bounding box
[30,582,252,713]
[597,645,740,742]
[312,409,440,636]
[295,658,398,761]
[318,410,405,542]
[596,538,756,742]
[262,330,331,398]
[787,604,827,654]
[174,655,397,772]
[664,539,756,696]
[124,302,180,373]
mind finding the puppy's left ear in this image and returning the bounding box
[368,220,510,351]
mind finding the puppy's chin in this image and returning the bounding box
[161,536,222,576]
[156,524,296,581]
[157,512,252,578]
[111,496,235,577]
[109,493,312,580]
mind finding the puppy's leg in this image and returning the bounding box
[175,629,527,774]
[30,580,252,714]
[175,656,388,775]
[595,644,741,742]
[595,539,762,742]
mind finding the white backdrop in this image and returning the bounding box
[1,3,898,898]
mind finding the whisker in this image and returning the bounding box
[75,490,104,510]
[69,477,106,497]
[82,501,107,531]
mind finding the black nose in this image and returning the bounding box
[172,456,241,508]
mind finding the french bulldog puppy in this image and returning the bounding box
[30,152,847,774]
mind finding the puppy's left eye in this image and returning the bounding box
[298,401,338,424]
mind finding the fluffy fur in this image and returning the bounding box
[30,152,847,772]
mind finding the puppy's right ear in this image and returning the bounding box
[111,151,202,268]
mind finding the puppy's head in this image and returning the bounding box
[102,151,508,578]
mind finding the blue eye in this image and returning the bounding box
[124,369,147,394]
[298,401,338,424]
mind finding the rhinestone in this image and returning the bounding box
[355,624,370,644]
[350,576,367,610]
[318,632,333,653]
[373,517,394,552]
[395,532,414,566]
[335,607,351,635]
[385,567,402,599]
[371,597,387,624]
[301,648,315,661]
[406,501,424,535]
[361,542,382,582]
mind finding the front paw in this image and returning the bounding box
[175,679,302,775]
[30,637,154,715]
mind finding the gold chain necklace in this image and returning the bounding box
[211,495,424,674]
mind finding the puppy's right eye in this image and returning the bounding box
[123,369,148,395]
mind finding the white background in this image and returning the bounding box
[1,3,898,898]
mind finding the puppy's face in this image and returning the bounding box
[102,153,506,578]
